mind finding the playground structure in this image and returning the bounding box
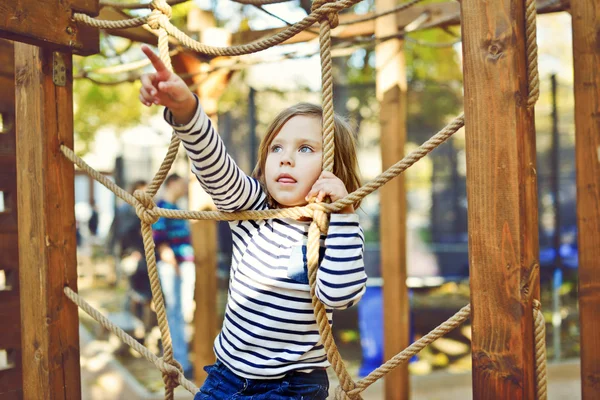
[0,0,598,399]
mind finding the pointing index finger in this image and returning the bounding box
[142,45,168,73]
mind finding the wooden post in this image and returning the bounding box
[0,39,22,400]
[15,44,81,399]
[375,0,409,397]
[571,0,600,398]
[460,0,539,398]
[190,220,218,384]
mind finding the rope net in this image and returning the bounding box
[64,0,546,399]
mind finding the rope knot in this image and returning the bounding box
[134,190,159,225]
[311,0,339,29]
[334,385,363,400]
[148,0,172,30]
[312,208,329,234]
[159,357,184,391]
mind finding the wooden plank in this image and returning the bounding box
[15,44,81,400]
[0,1,99,55]
[460,0,539,398]
[571,0,600,398]
[375,0,409,397]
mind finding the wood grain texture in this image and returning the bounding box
[0,40,22,399]
[376,0,409,395]
[571,0,600,398]
[460,0,540,398]
[0,0,99,55]
[15,44,81,400]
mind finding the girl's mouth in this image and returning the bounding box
[277,173,296,184]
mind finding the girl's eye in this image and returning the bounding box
[271,145,282,153]
[299,145,313,153]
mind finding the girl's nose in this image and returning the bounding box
[280,151,294,166]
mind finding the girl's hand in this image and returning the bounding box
[306,171,354,214]
[139,45,196,124]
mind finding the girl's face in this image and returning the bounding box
[264,115,323,207]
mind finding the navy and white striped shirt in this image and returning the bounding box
[165,101,367,379]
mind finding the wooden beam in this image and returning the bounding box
[460,0,539,398]
[231,0,569,47]
[15,44,81,400]
[375,0,409,397]
[571,0,600,398]
[0,1,99,55]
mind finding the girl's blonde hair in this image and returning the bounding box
[252,102,362,209]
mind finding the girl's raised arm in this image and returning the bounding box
[139,45,265,212]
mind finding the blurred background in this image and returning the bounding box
[63,0,580,397]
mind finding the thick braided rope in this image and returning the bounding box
[60,114,464,223]
[148,0,174,72]
[306,1,362,397]
[533,300,547,400]
[61,145,137,206]
[74,13,148,29]
[63,287,199,395]
[339,0,423,26]
[307,212,362,399]
[133,190,181,399]
[525,0,539,107]
[147,134,181,197]
[100,0,189,9]
[143,3,187,398]
[74,0,362,57]
[332,114,465,210]
[313,0,337,172]
[232,0,293,4]
[347,304,471,397]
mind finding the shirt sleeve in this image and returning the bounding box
[163,96,266,212]
[315,213,367,310]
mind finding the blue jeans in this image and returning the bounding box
[158,261,195,374]
[195,360,329,399]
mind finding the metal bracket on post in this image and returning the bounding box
[52,52,66,87]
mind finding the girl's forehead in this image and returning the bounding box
[274,116,322,142]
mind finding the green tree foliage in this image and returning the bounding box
[73,1,192,154]
[342,0,463,137]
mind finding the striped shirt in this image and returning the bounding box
[165,100,367,379]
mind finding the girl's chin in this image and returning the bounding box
[274,197,308,208]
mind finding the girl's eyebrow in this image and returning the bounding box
[271,137,322,146]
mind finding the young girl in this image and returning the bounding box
[140,45,367,399]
